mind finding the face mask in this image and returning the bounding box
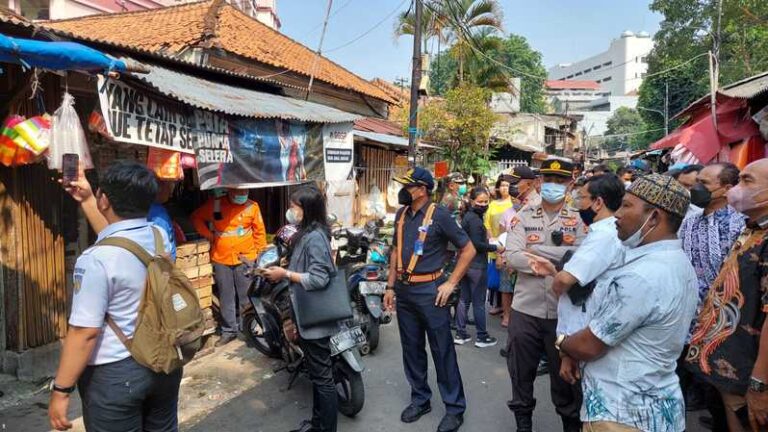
[621,211,656,249]
[690,183,712,208]
[541,182,567,204]
[579,205,597,226]
[624,181,632,189]
[230,194,248,205]
[286,208,302,225]
[212,188,227,198]
[727,185,768,213]
[472,204,488,215]
[458,185,467,196]
[510,185,520,198]
[398,188,413,206]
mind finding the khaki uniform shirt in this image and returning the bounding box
[503,203,587,319]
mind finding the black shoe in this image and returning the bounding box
[500,348,508,358]
[475,336,498,348]
[437,413,463,432]
[561,416,581,432]
[699,416,713,430]
[400,402,432,423]
[215,334,237,347]
[514,413,533,432]
[536,359,548,376]
[289,420,316,432]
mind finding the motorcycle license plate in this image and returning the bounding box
[330,327,366,356]
[358,281,386,295]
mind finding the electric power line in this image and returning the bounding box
[324,0,410,53]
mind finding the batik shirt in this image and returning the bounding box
[581,240,698,432]
[686,218,768,395]
[680,206,746,337]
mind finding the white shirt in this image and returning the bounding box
[69,218,170,365]
[557,216,624,335]
[581,240,698,432]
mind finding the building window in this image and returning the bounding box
[603,61,612,67]
[593,65,602,70]
[18,0,49,19]
[641,56,648,63]
[584,68,592,74]
[602,76,612,82]
[567,75,574,79]
[575,72,582,76]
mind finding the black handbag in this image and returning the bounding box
[558,250,596,308]
[291,242,353,328]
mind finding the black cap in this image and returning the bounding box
[509,166,536,181]
[539,159,574,178]
[394,167,435,191]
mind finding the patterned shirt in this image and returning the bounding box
[680,206,746,337]
[581,240,698,432]
[686,218,768,395]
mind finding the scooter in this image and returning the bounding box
[333,220,391,355]
[240,227,366,417]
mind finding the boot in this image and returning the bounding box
[561,416,581,432]
[514,413,533,432]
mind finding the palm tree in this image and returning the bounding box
[440,0,503,82]
[394,2,450,53]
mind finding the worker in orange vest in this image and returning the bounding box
[192,188,267,347]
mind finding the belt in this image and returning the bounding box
[397,270,443,285]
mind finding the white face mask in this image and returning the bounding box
[621,211,656,249]
[286,208,302,225]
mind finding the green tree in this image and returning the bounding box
[603,107,649,151]
[439,0,503,83]
[416,85,500,174]
[429,34,547,113]
[638,0,768,143]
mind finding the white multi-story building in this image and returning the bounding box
[8,0,279,28]
[549,31,653,97]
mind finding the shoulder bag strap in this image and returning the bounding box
[105,315,131,347]
[97,236,154,266]
[151,227,164,256]
[405,204,437,274]
[396,207,408,273]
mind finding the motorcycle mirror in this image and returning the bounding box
[327,214,338,225]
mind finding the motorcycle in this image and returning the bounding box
[333,220,392,355]
[240,226,366,417]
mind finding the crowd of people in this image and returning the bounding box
[45,155,768,432]
[385,158,768,432]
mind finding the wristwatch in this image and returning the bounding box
[555,334,568,352]
[49,379,76,394]
[750,377,767,393]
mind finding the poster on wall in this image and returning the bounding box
[196,119,325,190]
[323,122,354,181]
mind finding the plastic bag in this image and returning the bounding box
[49,93,93,171]
[147,147,183,180]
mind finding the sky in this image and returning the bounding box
[279,0,663,82]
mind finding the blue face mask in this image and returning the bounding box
[230,194,248,205]
[541,182,567,204]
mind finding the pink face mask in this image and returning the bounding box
[727,185,768,213]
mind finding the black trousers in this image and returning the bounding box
[677,346,728,431]
[506,309,582,423]
[300,337,338,432]
[78,357,182,432]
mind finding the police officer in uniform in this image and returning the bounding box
[503,159,586,432]
[383,167,476,432]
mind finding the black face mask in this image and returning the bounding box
[690,183,712,208]
[472,205,489,215]
[509,185,520,198]
[579,207,597,226]
[398,188,413,206]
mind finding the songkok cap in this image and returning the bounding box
[394,167,435,191]
[627,173,690,218]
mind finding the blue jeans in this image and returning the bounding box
[395,280,466,415]
[78,357,182,432]
[456,266,489,339]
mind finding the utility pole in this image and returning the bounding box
[664,81,669,135]
[407,0,423,166]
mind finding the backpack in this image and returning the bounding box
[98,227,204,374]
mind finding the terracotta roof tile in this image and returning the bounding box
[545,80,600,91]
[42,0,393,102]
[354,117,405,136]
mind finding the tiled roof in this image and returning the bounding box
[370,78,409,106]
[42,0,393,103]
[0,7,36,28]
[545,80,600,91]
[354,117,405,136]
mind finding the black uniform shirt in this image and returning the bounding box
[395,203,470,275]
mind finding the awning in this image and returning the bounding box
[130,64,361,123]
[354,130,438,149]
[651,97,760,163]
[0,33,126,73]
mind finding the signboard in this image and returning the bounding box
[97,76,225,155]
[434,160,448,178]
[323,122,354,181]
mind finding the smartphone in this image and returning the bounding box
[62,153,79,183]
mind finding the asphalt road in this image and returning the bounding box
[184,315,709,432]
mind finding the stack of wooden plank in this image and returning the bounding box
[177,240,216,336]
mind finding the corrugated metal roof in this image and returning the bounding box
[354,130,437,149]
[133,63,361,123]
[354,117,405,136]
[721,71,768,99]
